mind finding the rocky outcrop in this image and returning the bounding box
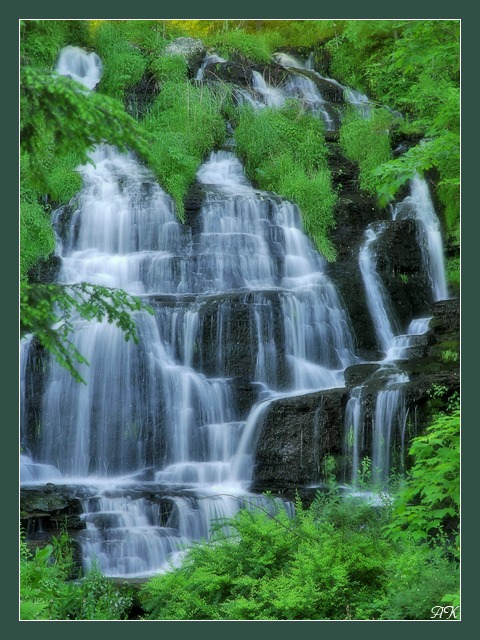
[327,144,385,358]
[251,387,349,493]
[375,218,433,330]
[251,296,459,493]
[165,37,206,75]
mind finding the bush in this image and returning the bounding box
[339,107,394,196]
[205,30,282,64]
[20,530,133,620]
[384,410,460,554]
[140,492,459,620]
[142,67,228,220]
[93,21,147,100]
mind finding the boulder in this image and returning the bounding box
[164,37,206,75]
[251,387,349,492]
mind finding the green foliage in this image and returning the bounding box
[384,410,460,554]
[20,20,89,69]
[339,107,395,196]
[21,66,152,197]
[69,565,133,620]
[20,531,132,620]
[142,63,228,220]
[140,493,459,620]
[93,21,148,100]
[234,103,336,259]
[205,29,282,64]
[20,189,56,284]
[20,282,153,383]
[329,20,459,236]
[151,54,188,84]
[447,257,460,291]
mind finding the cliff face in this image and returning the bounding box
[250,133,459,496]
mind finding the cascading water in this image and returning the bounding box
[343,162,450,490]
[21,47,360,575]
[393,174,449,302]
[359,223,400,356]
[21,45,452,574]
[251,70,285,108]
[54,45,102,90]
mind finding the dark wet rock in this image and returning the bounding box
[20,338,49,456]
[20,485,87,555]
[429,298,460,341]
[344,364,382,388]
[375,218,433,330]
[28,254,62,284]
[327,145,386,358]
[125,72,159,119]
[251,387,349,492]
[183,181,206,234]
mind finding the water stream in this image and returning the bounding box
[20,45,451,575]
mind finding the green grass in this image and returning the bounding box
[339,107,394,196]
[93,21,148,101]
[141,61,229,220]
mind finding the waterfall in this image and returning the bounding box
[251,70,285,108]
[55,45,102,90]
[371,372,409,486]
[21,45,453,575]
[22,130,357,575]
[359,224,399,355]
[393,174,449,301]
[195,53,226,81]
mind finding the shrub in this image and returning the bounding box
[20,530,133,620]
[140,492,459,620]
[384,410,460,555]
[142,68,228,220]
[205,30,282,64]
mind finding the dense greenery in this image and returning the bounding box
[139,403,460,621]
[234,102,337,259]
[20,530,133,620]
[339,107,396,196]
[20,19,460,620]
[330,21,460,245]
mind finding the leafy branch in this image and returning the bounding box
[21,282,153,383]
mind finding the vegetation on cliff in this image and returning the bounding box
[19,19,460,621]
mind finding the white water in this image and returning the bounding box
[21,49,357,573]
[348,173,448,486]
[55,45,102,90]
[359,224,399,355]
[251,70,285,108]
[371,372,409,485]
[21,45,451,574]
[393,174,449,301]
[386,316,432,361]
[195,53,226,81]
